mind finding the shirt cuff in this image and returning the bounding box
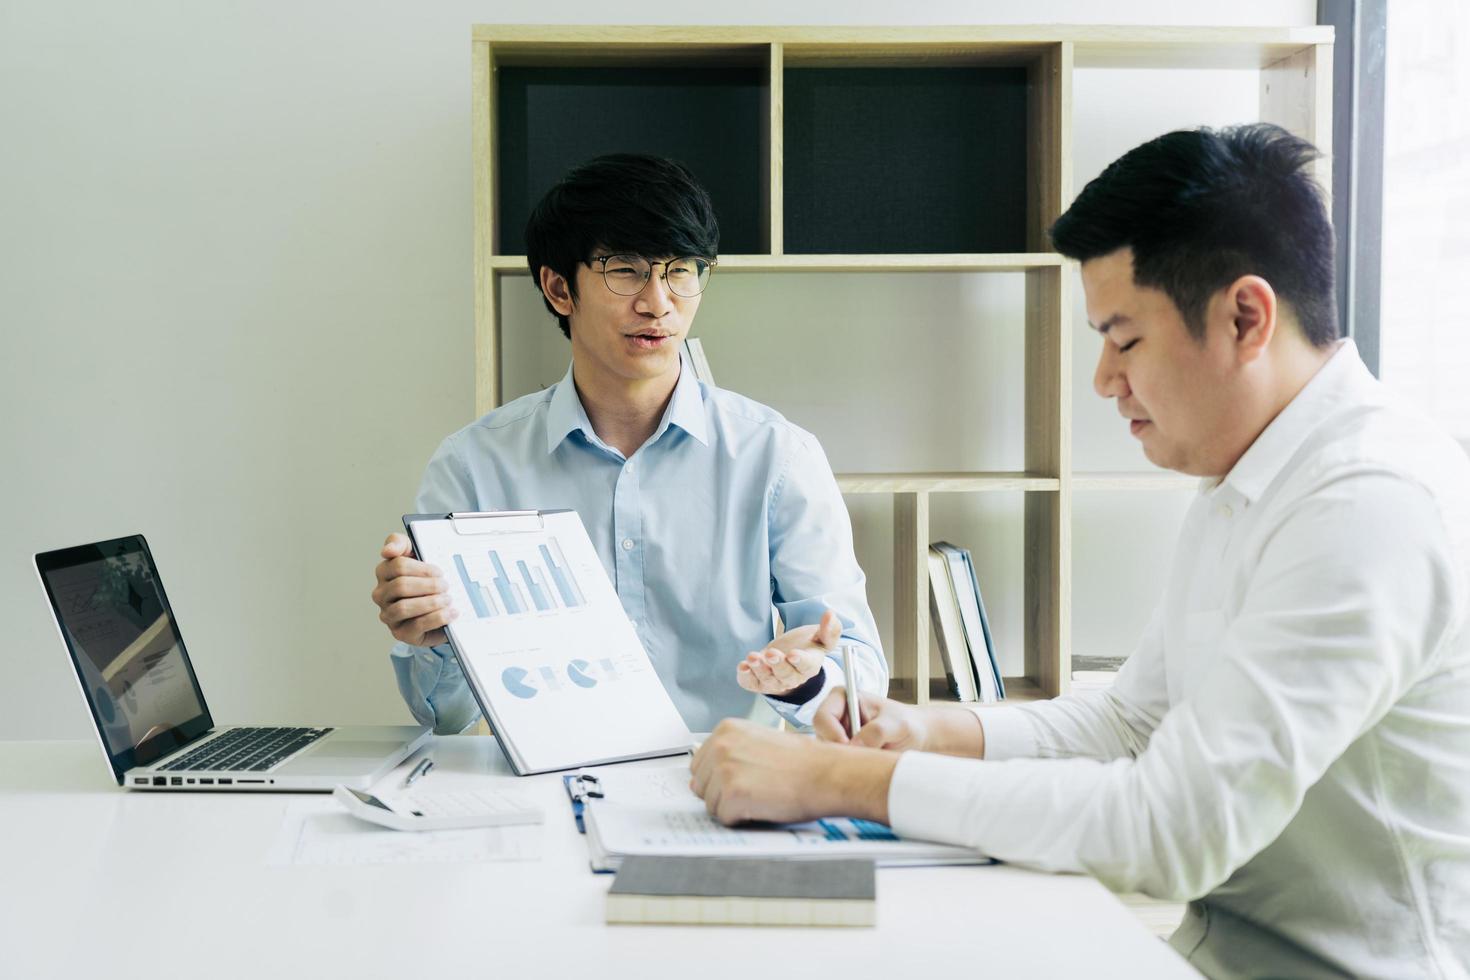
[764,660,841,728]
[887,750,984,847]
[767,662,829,705]
[974,705,1040,761]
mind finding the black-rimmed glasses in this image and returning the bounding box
[589,254,715,298]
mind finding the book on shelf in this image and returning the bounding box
[683,337,715,386]
[1071,654,1127,692]
[927,549,979,701]
[606,856,876,927]
[930,542,1005,703]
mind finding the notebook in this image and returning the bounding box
[607,856,876,926]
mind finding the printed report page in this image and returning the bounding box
[407,512,692,772]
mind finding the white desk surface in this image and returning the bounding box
[0,737,1195,980]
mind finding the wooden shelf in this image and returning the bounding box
[472,24,1332,705]
[474,26,1332,71]
[837,472,1059,494]
[889,676,1048,704]
[486,253,1063,274]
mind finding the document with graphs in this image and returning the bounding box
[570,768,991,872]
[404,511,692,774]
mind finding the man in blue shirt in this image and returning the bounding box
[370,154,885,734]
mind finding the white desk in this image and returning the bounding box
[0,738,1195,979]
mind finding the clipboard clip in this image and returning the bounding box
[450,511,546,535]
[562,773,604,834]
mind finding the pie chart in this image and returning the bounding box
[501,666,538,699]
[566,659,598,688]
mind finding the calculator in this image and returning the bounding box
[333,784,544,831]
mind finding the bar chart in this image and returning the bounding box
[452,536,586,619]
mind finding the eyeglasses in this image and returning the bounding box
[589,254,715,298]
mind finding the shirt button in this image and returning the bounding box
[621,538,635,551]
[626,460,635,472]
[1217,503,1234,519]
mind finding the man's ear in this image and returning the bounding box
[539,265,576,318]
[1225,275,1277,365]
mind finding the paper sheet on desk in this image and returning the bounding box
[580,769,990,870]
[268,799,543,867]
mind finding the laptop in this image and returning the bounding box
[35,534,432,791]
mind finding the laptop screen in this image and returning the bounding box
[35,535,212,782]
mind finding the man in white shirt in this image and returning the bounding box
[690,124,1470,978]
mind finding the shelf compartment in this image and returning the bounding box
[783,65,1029,254]
[494,61,769,255]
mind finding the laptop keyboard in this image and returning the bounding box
[160,726,332,772]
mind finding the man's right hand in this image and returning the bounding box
[371,533,457,648]
[812,690,931,752]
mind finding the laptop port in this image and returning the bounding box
[134,778,149,785]
[170,777,183,786]
[199,778,214,785]
[218,778,233,785]
[152,776,166,786]
[238,779,264,784]
[186,778,195,784]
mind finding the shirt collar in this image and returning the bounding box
[659,347,709,447]
[545,362,593,455]
[1219,339,1375,505]
[543,349,709,456]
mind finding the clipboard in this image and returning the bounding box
[403,511,693,776]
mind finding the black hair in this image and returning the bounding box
[524,154,720,339]
[1049,123,1338,348]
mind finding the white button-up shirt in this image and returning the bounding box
[889,341,1470,978]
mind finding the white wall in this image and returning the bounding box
[0,0,1314,741]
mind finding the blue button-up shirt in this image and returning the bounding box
[390,356,886,734]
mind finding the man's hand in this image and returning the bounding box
[371,533,457,648]
[736,609,843,696]
[812,690,932,751]
[689,718,897,826]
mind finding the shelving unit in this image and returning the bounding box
[470,24,1333,704]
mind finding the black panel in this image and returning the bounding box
[497,66,766,255]
[783,67,1029,254]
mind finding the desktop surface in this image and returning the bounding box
[0,736,1194,979]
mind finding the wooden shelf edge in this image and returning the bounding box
[837,472,1060,494]
[889,676,1047,705]
[486,253,1063,274]
[473,24,1333,48]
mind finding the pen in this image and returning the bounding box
[403,756,434,788]
[842,645,862,739]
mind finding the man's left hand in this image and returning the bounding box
[736,609,843,696]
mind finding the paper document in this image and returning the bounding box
[268,798,542,866]
[578,768,990,871]
[406,511,693,773]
